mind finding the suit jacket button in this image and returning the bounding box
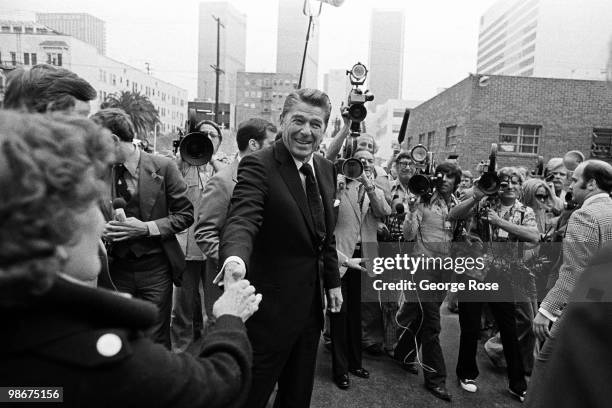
[96,333,122,357]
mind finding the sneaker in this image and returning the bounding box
[459,379,477,393]
[508,387,526,403]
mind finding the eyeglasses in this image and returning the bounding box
[397,162,411,168]
[535,194,548,200]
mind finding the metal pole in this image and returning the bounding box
[153,124,158,153]
[213,15,222,124]
[298,15,313,89]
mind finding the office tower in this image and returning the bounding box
[36,12,106,55]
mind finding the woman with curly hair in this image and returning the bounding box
[0,111,260,408]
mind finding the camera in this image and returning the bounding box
[173,108,218,166]
[345,62,374,134]
[334,63,375,180]
[474,143,501,196]
[406,144,441,199]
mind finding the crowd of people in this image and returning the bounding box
[1,62,612,408]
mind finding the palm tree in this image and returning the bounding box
[101,91,160,140]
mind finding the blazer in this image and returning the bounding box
[194,159,239,261]
[111,151,194,286]
[1,277,251,408]
[219,140,341,351]
[335,180,391,277]
[541,194,612,320]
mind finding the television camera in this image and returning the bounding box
[406,144,442,201]
[335,62,375,180]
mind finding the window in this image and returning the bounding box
[25,27,33,34]
[1,26,10,33]
[499,124,540,153]
[31,53,37,65]
[591,128,612,159]
[47,53,62,66]
[13,26,22,33]
[393,110,405,118]
[427,131,435,149]
[445,126,457,148]
[10,52,16,66]
[36,28,48,34]
[418,133,425,144]
[24,53,29,65]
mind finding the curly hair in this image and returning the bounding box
[0,111,115,305]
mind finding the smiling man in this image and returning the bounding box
[218,89,343,408]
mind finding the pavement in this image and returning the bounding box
[308,304,524,408]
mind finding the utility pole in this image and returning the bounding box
[211,15,225,124]
[145,62,151,75]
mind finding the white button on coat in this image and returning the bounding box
[96,333,123,357]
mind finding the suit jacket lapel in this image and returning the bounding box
[138,152,162,221]
[274,141,317,239]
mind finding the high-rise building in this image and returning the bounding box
[36,13,106,55]
[323,69,351,127]
[276,0,319,89]
[197,1,246,105]
[368,9,405,106]
[477,0,612,79]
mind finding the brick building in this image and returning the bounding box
[404,74,612,173]
[234,72,299,128]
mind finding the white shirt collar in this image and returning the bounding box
[292,154,315,173]
[582,192,610,207]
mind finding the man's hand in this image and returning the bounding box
[533,311,552,342]
[222,260,247,288]
[327,287,343,313]
[103,217,149,242]
[340,104,351,128]
[483,208,503,226]
[408,196,419,213]
[344,258,368,272]
[212,279,262,322]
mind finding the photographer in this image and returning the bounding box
[448,166,539,402]
[394,162,462,402]
[331,148,391,389]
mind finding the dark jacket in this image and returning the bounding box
[219,140,341,352]
[0,277,251,408]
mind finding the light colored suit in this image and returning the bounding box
[194,159,239,261]
[335,180,391,277]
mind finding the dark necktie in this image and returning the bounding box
[114,164,132,202]
[300,163,326,240]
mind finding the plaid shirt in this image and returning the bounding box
[541,193,612,321]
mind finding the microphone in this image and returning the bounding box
[112,198,127,222]
[395,203,406,222]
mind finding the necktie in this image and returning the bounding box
[114,164,132,202]
[300,163,326,240]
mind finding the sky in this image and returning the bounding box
[1,0,499,101]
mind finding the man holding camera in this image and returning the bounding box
[449,167,539,402]
[393,162,462,402]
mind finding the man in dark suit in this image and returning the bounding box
[93,108,193,349]
[194,118,276,318]
[218,89,343,408]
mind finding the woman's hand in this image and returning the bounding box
[212,280,262,322]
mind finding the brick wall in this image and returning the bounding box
[406,74,612,173]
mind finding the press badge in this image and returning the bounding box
[497,229,509,239]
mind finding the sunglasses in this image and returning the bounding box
[535,194,548,200]
[397,162,412,167]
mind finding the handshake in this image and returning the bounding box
[212,261,262,322]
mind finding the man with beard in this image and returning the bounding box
[217,89,342,408]
[394,162,463,402]
[449,167,539,402]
